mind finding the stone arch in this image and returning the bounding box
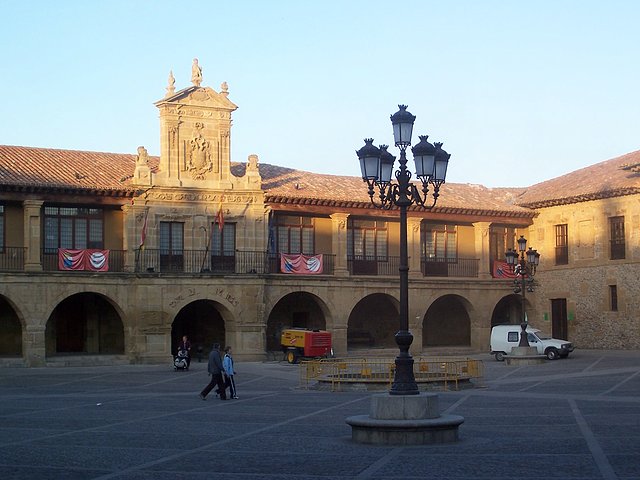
[0,295,23,357]
[491,294,531,327]
[347,293,399,350]
[171,299,231,361]
[422,294,472,347]
[265,291,330,352]
[45,292,125,356]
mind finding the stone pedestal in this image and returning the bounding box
[505,346,546,366]
[346,393,464,445]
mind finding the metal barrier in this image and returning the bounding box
[299,357,484,392]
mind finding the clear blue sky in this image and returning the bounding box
[2,0,639,187]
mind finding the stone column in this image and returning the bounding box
[330,213,350,277]
[23,200,44,272]
[407,217,423,279]
[473,221,492,279]
[24,324,46,367]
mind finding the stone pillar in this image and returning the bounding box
[407,217,423,279]
[23,200,44,272]
[473,221,492,279]
[24,324,46,367]
[330,213,350,277]
[122,204,135,272]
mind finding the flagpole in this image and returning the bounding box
[200,225,210,273]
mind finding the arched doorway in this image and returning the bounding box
[266,292,328,352]
[347,293,398,350]
[491,294,528,327]
[423,295,471,347]
[0,296,22,357]
[45,293,124,356]
[171,300,226,361]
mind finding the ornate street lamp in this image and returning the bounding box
[356,105,451,395]
[505,235,540,347]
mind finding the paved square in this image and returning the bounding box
[1,350,638,479]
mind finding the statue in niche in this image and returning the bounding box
[187,122,213,180]
[191,58,202,87]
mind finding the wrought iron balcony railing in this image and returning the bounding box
[421,257,479,278]
[0,247,26,271]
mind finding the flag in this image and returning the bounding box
[280,254,324,274]
[492,260,516,278]
[139,209,149,249]
[215,202,224,231]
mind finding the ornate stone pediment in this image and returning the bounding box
[156,86,238,112]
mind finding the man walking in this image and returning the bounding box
[199,343,226,400]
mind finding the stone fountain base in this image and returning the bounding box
[346,392,464,445]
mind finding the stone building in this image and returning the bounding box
[0,65,638,367]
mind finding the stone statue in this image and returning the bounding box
[191,58,202,87]
[221,81,228,94]
[136,146,149,166]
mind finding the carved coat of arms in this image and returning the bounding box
[188,123,213,180]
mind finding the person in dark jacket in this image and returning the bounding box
[199,343,226,400]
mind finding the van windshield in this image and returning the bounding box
[536,332,551,340]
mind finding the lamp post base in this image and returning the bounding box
[346,393,464,445]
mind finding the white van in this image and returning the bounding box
[490,324,574,361]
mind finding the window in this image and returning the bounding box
[555,224,568,265]
[276,216,314,254]
[210,223,235,272]
[609,216,625,260]
[159,222,184,271]
[507,331,519,342]
[422,224,457,260]
[609,285,618,311]
[347,219,388,260]
[44,206,103,252]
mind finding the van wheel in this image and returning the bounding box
[286,350,298,364]
[495,352,505,362]
[546,348,559,360]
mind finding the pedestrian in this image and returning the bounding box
[223,346,238,399]
[199,343,227,400]
[177,335,192,368]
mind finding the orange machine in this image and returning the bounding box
[280,328,332,364]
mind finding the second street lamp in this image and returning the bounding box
[356,105,451,395]
[505,235,540,347]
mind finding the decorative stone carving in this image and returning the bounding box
[166,70,175,96]
[191,58,202,87]
[133,146,151,185]
[136,146,149,166]
[187,123,213,180]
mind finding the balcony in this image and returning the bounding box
[0,247,26,271]
[421,257,479,278]
[135,250,335,275]
[0,248,479,279]
[347,255,400,276]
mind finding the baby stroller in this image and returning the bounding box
[174,349,189,371]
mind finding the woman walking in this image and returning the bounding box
[223,346,238,399]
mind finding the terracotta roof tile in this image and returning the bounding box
[0,145,158,193]
[0,144,529,216]
[515,150,640,207]
[235,163,530,215]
